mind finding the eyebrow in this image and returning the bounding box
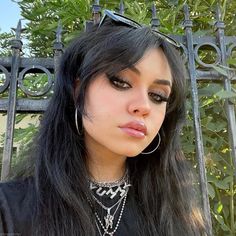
[153,79,172,88]
[129,65,172,88]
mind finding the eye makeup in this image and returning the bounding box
[106,73,170,104]
[148,91,169,104]
[108,75,131,90]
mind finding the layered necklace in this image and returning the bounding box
[88,168,131,236]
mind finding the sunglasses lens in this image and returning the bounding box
[152,30,180,47]
[99,10,180,48]
[113,12,141,28]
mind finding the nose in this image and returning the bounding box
[128,91,151,117]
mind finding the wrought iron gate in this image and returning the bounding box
[0,2,236,236]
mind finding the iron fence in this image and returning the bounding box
[0,2,236,236]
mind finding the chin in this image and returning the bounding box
[126,154,140,158]
[123,150,142,158]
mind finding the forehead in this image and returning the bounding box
[130,47,172,83]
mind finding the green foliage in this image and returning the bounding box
[0,32,14,56]
[8,0,235,57]
[182,80,236,235]
[18,72,54,98]
[0,0,236,235]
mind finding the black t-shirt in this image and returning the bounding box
[0,177,139,236]
[0,177,36,235]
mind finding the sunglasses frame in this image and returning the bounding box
[98,10,180,48]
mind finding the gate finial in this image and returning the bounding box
[151,2,160,29]
[119,0,124,15]
[11,20,25,50]
[214,5,225,30]
[53,20,64,52]
[15,20,22,40]
[92,0,101,25]
[55,20,63,43]
[183,4,193,28]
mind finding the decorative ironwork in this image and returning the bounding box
[18,65,53,97]
[194,43,221,67]
[183,5,212,235]
[151,2,160,30]
[0,65,10,93]
[119,1,124,15]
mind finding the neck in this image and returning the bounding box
[85,142,127,183]
[88,153,127,183]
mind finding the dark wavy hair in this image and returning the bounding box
[16,20,206,235]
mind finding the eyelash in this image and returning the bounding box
[108,75,131,90]
[108,75,169,104]
[148,92,169,104]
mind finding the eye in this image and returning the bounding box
[148,92,169,104]
[108,76,131,90]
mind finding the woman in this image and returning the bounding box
[0,10,206,236]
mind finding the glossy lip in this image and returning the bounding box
[119,121,147,139]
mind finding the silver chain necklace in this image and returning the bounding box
[94,193,128,236]
[89,169,130,199]
[92,189,127,213]
[88,169,131,236]
[90,181,131,199]
[89,168,128,187]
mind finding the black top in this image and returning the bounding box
[0,177,36,235]
[0,177,139,236]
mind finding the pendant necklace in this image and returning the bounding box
[88,168,131,236]
[94,193,128,236]
[93,189,127,230]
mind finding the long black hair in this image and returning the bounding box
[19,20,206,235]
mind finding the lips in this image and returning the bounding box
[119,121,147,138]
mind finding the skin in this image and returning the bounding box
[82,47,172,182]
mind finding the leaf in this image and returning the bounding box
[227,58,236,66]
[215,202,223,214]
[207,174,218,183]
[215,90,236,99]
[207,182,215,199]
[201,116,213,126]
[214,180,229,190]
[194,29,210,37]
[200,98,215,107]
[206,121,226,132]
[222,176,233,185]
[198,84,222,96]
[213,214,230,232]
[217,64,236,71]
[211,65,228,76]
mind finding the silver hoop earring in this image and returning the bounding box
[75,107,82,135]
[141,133,161,155]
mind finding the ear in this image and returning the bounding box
[73,79,80,104]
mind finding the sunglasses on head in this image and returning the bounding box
[98,10,180,48]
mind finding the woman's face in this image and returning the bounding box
[82,47,172,158]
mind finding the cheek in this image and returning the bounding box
[150,105,167,133]
[84,82,124,122]
[82,90,120,133]
[84,95,119,122]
